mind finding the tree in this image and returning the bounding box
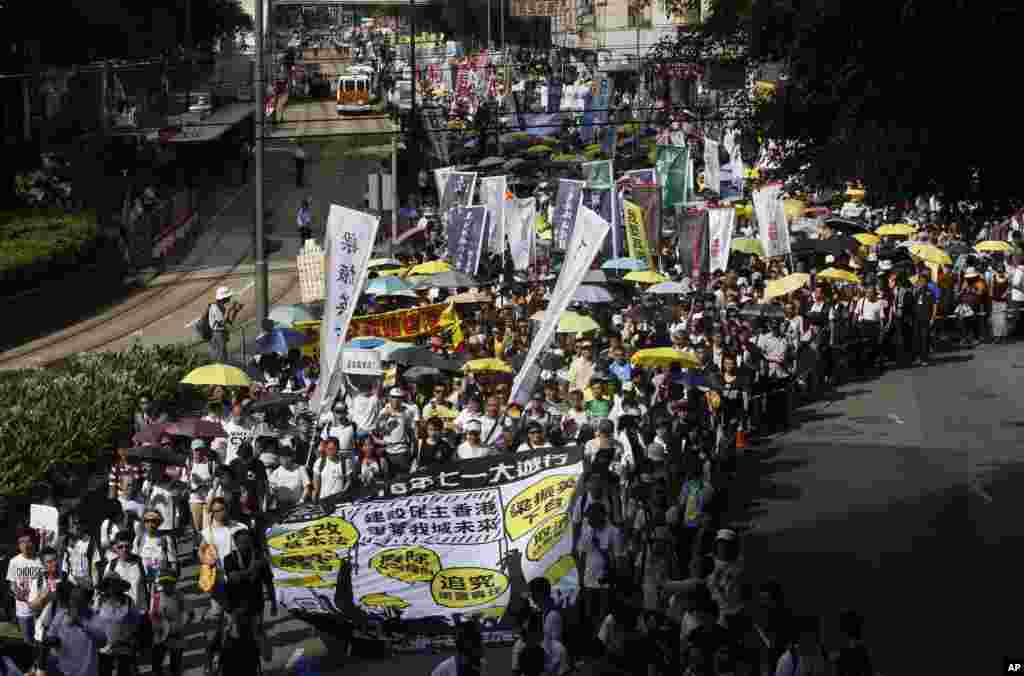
[657,0,1024,214]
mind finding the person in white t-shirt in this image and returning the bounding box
[104,530,148,609]
[574,502,625,639]
[187,439,217,548]
[222,402,254,465]
[7,529,44,643]
[345,385,382,434]
[202,496,248,568]
[456,420,493,460]
[134,510,178,599]
[313,437,353,501]
[430,622,486,676]
[270,446,312,509]
[511,612,569,676]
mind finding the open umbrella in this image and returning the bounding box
[255,327,312,355]
[412,271,478,289]
[631,347,701,369]
[909,244,952,266]
[816,267,861,284]
[975,240,1012,254]
[409,260,452,275]
[123,446,186,466]
[390,346,466,371]
[791,236,859,258]
[476,156,506,169]
[366,276,413,295]
[602,257,648,271]
[876,223,917,237]
[624,270,669,284]
[646,280,691,295]
[164,418,226,439]
[551,311,601,334]
[824,217,870,234]
[373,289,420,300]
[853,233,881,247]
[730,238,764,256]
[463,358,514,374]
[764,273,811,301]
[268,304,317,328]
[572,285,613,303]
[403,366,442,383]
[246,393,306,413]
[181,364,252,387]
[583,269,608,284]
[368,258,402,268]
[344,337,389,350]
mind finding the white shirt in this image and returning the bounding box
[270,464,311,506]
[511,638,570,676]
[188,459,216,504]
[6,554,44,618]
[346,392,381,433]
[208,302,227,332]
[574,523,624,589]
[222,418,254,465]
[203,522,247,566]
[857,298,884,322]
[315,456,352,499]
[456,442,492,461]
[65,537,100,584]
[1011,266,1024,303]
[108,558,147,609]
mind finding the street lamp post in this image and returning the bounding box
[254,0,269,330]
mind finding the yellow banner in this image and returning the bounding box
[623,200,654,270]
[293,303,455,361]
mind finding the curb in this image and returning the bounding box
[141,259,298,287]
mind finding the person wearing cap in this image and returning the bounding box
[133,508,177,603]
[522,391,556,432]
[516,422,551,453]
[456,420,492,460]
[958,266,987,347]
[374,387,417,475]
[187,439,218,549]
[208,286,242,363]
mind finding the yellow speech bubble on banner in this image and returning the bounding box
[267,516,359,556]
[526,512,571,562]
[276,575,335,589]
[271,550,344,576]
[360,593,411,610]
[504,475,579,540]
[370,546,442,584]
[431,567,510,609]
[543,554,576,586]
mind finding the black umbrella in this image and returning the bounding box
[248,392,305,413]
[539,353,564,371]
[791,235,859,258]
[411,271,478,289]
[824,217,870,234]
[403,366,442,383]
[391,347,466,372]
[123,446,187,466]
[738,304,786,321]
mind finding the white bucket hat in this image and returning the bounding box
[964,267,980,278]
[215,286,234,301]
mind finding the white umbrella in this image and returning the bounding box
[572,285,613,303]
[646,280,691,295]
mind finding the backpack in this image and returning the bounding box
[195,304,214,341]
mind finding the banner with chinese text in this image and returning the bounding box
[508,198,536,271]
[655,145,689,211]
[753,182,791,258]
[553,179,585,251]
[707,208,735,273]
[480,176,508,255]
[446,206,488,276]
[623,200,654,270]
[268,446,584,624]
[441,172,478,215]
[320,205,380,416]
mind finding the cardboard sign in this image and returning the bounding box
[342,349,383,376]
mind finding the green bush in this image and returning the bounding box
[0,209,100,288]
[0,344,209,496]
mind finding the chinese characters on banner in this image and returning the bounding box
[479,176,508,256]
[707,207,736,273]
[753,182,791,258]
[677,204,709,282]
[440,172,478,216]
[655,145,689,211]
[553,179,585,250]
[319,205,380,416]
[268,446,585,622]
[510,0,563,16]
[508,197,536,271]
[622,200,654,270]
[446,206,488,276]
[510,206,610,406]
[583,160,619,257]
[703,138,721,196]
[434,167,454,205]
[625,169,660,251]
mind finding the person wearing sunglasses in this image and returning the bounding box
[100,531,147,610]
[202,496,248,569]
[134,511,177,603]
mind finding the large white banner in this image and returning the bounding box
[268,446,585,623]
[753,183,791,258]
[509,206,610,406]
[480,176,508,255]
[707,208,735,273]
[508,197,536,272]
[434,167,454,205]
[319,205,380,416]
[703,138,721,196]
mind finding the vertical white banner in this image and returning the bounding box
[509,206,610,406]
[320,205,381,416]
[703,138,720,196]
[753,183,791,258]
[434,167,454,205]
[707,208,735,273]
[508,197,536,271]
[480,175,508,255]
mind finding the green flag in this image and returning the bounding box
[582,160,614,190]
[655,145,689,211]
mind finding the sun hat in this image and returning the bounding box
[964,267,980,278]
[388,387,404,398]
[465,420,482,433]
[715,528,738,542]
[215,286,233,301]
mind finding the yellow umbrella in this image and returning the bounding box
[783,199,806,221]
[909,244,952,266]
[764,272,811,301]
[623,270,669,284]
[816,267,861,284]
[734,203,754,218]
[976,240,1012,253]
[409,260,452,275]
[181,364,252,387]
[631,347,701,369]
[368,258,401,268]
[450,289,492,304]
[853,233,880,246]
[876,223,917,237]
[463,358,514,374]
[731,238,764,256]
[375,267,409,277]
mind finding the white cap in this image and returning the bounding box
[964,267,980,278]
[215,286,234,301]
[388,387,405,398]
[465,420,482,433]
[825,254,836,264]
[621,382,634,392]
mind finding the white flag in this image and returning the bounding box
[480,175,508,255]
[434,167,454,205]
[509,206,610,406]
[704,138,720,196]
[707,208,735,273]
[753,183,791,258]
[508,197,536,271]
[319,205,380,416]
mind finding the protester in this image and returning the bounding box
[8,529,44,644]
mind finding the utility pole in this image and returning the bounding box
[184,0,192,114]
[488,0,492,51]
[391,132,398,252]
[254,0,269,330]
[408,0,417,183]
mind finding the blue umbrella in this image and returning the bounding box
[255,328,312,355]
[366,276,413,295]
[572,284,613,304]
[344,337,388,350]
[601,257,649,271]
